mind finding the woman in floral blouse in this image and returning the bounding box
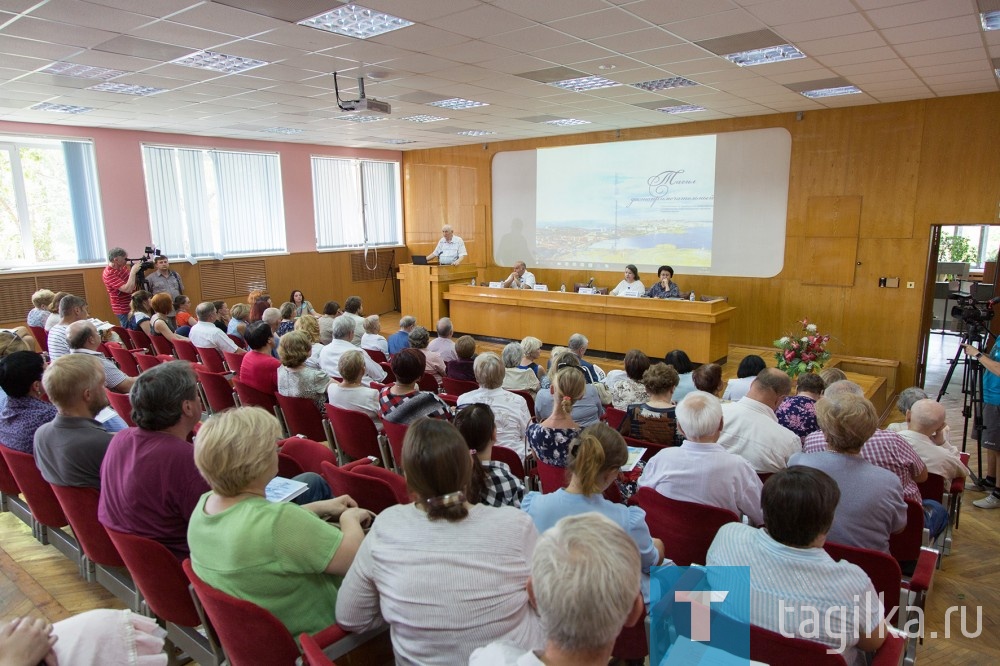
[775,372,825,439]
[610,349,650,410]
[526,364,586,467]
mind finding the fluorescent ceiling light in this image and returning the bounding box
[334,114,387,123]
[800,85,861,99]
[88,82,167,96]
[172,50,268,74]
[262,127,303,134]
[982,10,1000,30]
[631,76,698,92]
[42,62,127,80]
[427,98,488,110]
[299,4,413,40]
[402,115,448,122]
[543,118,591,126]
[548,75,620,92]
[31,102,92,114]
[725,44,805,67]
[456,130,495,136]
[656,104,705,114]
[380,138,415,144]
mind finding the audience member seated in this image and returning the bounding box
[527,365,585,467]
[293,314,324,368]
[819,366,847,386]
[789,393,906,553]
[277,301,296,336]
[337,420,544,664]
[707,467,888,666]
[718,369,801,473]
[126,290,153,335]
[290,289,318,318]
[775,371,824,439]
[0,332,30,410]
[518,336,547,380]
[387,315,415,355]
[445,335,477,381]
[189,302,244,355]
[535,353,604,427]
[664,349,695,401]
[457,353,531,461]
[33,354,112,489]
[47,294,89,360]
[470,513,644,666]
[886,387,934,433]
[428,317,457,363]
[173,295,196,331]
[149,293,187,342]
[692,362,723,396]
[317,300,341,345]
[639,391,763,525]
[618,362,681,446]
[226,302,250,341]
[523,423,664,603]
[27,288,55,328]
[360,315,389,356]
[408,326,445,383]
[567,333,600,383]
[340,296,366,346]
[456,403,525,508]
[44,292,67,331]
[327,350,382,427]
[501,342,540,395]
[803,380,927,505]
[380,349,451,425]
[278,331,331,411]
[610,349,650,410]
[248,298,269,323]
[609,264,645,297]
[212,301,231,334]
[320,316,386,386]
[0,351,55,453]
[722,354,766,401]
[262,307,282,355]
[240,321,281,395]
[68,320,134,393]
[188,407,370,638]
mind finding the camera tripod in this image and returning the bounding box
[936,322,994,483]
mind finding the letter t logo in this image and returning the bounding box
[674,590,729,641]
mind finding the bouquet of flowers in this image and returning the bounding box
[773,319,831,377]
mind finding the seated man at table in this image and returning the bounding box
[718,369,801,473]
[188,302,244,356]
[502,261,535,290]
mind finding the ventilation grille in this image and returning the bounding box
[0,272,87,324]
[350,249,397,282]
[199,259,267,300]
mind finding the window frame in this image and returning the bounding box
[311,155,404,253]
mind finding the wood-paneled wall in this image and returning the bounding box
[401,93,1000,386]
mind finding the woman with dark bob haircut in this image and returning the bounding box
[723,354,767,401]
[336,418,544,664]
[378,348,451,425]
[664,349,695,401]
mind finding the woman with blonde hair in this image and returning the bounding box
[294,314,324,368]
[28,289,55,328]
[522,423,664,602]
[518,336,546,380]
[278,331,330,411]
[327,350,381,427]
[227,303,250,341]
[527,363,586,467]
[45,292,68,331]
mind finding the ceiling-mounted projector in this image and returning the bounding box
[333,71,391,115]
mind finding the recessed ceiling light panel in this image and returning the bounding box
[725,44,805,67]
[456,130,495,136]
[380,138,416,144]
[631,76,698,92]
[656,104,706,114]
[800,85,862,98]
[982,10,1000,30]
[88,82,167,96]
[548,75,620,92]
[427,98,489,110]
[543,118,591,126]
[263,127,303,134]
[172,50,268,74]
[299,4,414,40]
[335,114,387,123]
[42,62,127,80]
[402,114,449,122]
[31,102,93,114]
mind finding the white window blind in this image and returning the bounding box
[312,157,402,250]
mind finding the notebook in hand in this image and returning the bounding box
[265,476,308,503]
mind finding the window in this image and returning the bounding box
[0,136,105,267]
[141,145,286,258]
[312,157,402,250]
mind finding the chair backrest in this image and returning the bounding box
[0,447,69,528]
[182,559,302,666]
[0,451,21,495]
[604,406,627,430]
[633,487,739,566]
[380,419,408,472]
[233,377,278,412]
[97,342,113,358]
[227,334,246,349]
[507,389,535,418]
[134,353,163,372]
[126,328,154,352]
[110,325,133,349]
[325,404,382,461]
[109,345,142,377]
[195,367,237,414]
[223,350,244,375]
[173,338,202,364]
[349,462,410,505]
[417,372,438,392]
[378,362,396,383]
[490,445,525,479]
[149,334,175,357]
[889,498,926,563]
[439,392,459,408]
[300,632,335,666]
[365,348,387,364]
[622,434,670,462]
[535,459,569,494]
[105,389,136,427]
[441,376,478,396]
[823,541,902,615]
[195,346,228,373]
[275,394,327,442]
[105,527,202,626]
[278,452,305,478]
[49,484,124,567]
[28,325,49,353]
[278,437,337,475]
[750,623,848,665]
[320,461,399,514]
[917,473,946,504]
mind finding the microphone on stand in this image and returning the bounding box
[587,277,594,289]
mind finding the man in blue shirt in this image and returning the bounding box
[388,315,416,355]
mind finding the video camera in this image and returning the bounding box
[949,293,996,327]
[127,245,159,273]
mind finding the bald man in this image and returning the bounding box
[897,399,966,483]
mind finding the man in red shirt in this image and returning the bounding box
[240,320,281,395]
[102,247,143,327]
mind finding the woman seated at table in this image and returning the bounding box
[379,348,451,425]
[522,423,665,602]
[644,265,681,299]
[618,362,681,446]
[149,293,187,342]
[534,353,604,427]
[610,349,650,410]
[776,372,825,439]
[722,354,766,401]
[188,407,372,639]
[609,264,645,297]
[501,342,540,395]
[336,418,544,665]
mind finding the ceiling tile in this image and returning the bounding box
[1,15,118,48]
[492,0,609,24]
[865,0,970,29]
[423,40,516,65]
[254,24,353,51]
[168,3,286,38]
[775,13,874,42]
[30,0,153,32]
[93,35,195,61]
[747,0,857,26]
[797,31,887,56]
[665,9,768,42]
[591,28,685,53]
[128,20,235,50]
[425,4,534,39]
[85,0,203,19]
[626,0,741,26]
[481,25,579,53]
[548,8,651,40]
[881,15,982,44]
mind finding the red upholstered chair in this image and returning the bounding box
[227,334,246,349]
[278,437,338,475]
[195,367,237,414]
[223,350,244,375]
[320,461,400,514]
[889,498,933,564]
[417,372,439,392]
[365,349,387,364]
[0,450,33,526]
[126,328,154,352]
[172,338,202,364]
[97,342,113,358]
[441,376,478,396]
[349,460,409,505]
[490,445,526,480]
[28,325,48,353]
[508,389,535,419]
[106,528,224,666]
[535,459,569,494]
[195,345,228,374]
[105,389,136,427]
[438,392,459,408]
[148,333,175,357]
[604,406,627,430]
[276,394,328,442]
[278,452,305,479]
[0,447,80,562]
[750,620,905,665]
[917,473,946,503]
[378,362,395,383]
[633,487,739,566]
[325,404,389,467]
[109,345,142,377]
[134,353,163,372]
[623,434,671,462]
[379,419,408,473]
[233,377,278,411]
[109,325,133,349]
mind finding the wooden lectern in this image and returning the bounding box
[397,263,478,326]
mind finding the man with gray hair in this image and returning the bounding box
[470,513,643,666]
[67,320,134,393]
[457,352,531,460]
[501,261,535,290]
[188,302,243,355]
[895,399,963,533]
[320,315,386,386]
[567,333,600,383]
[718,368,801,473]
[426,224,467,266]
[640,391,764,525]
[388,315,416,355]
[47,295,89,360]
[427,317,457,363]
[102,247,143,326]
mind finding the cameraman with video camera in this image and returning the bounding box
[102,247,144,327]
